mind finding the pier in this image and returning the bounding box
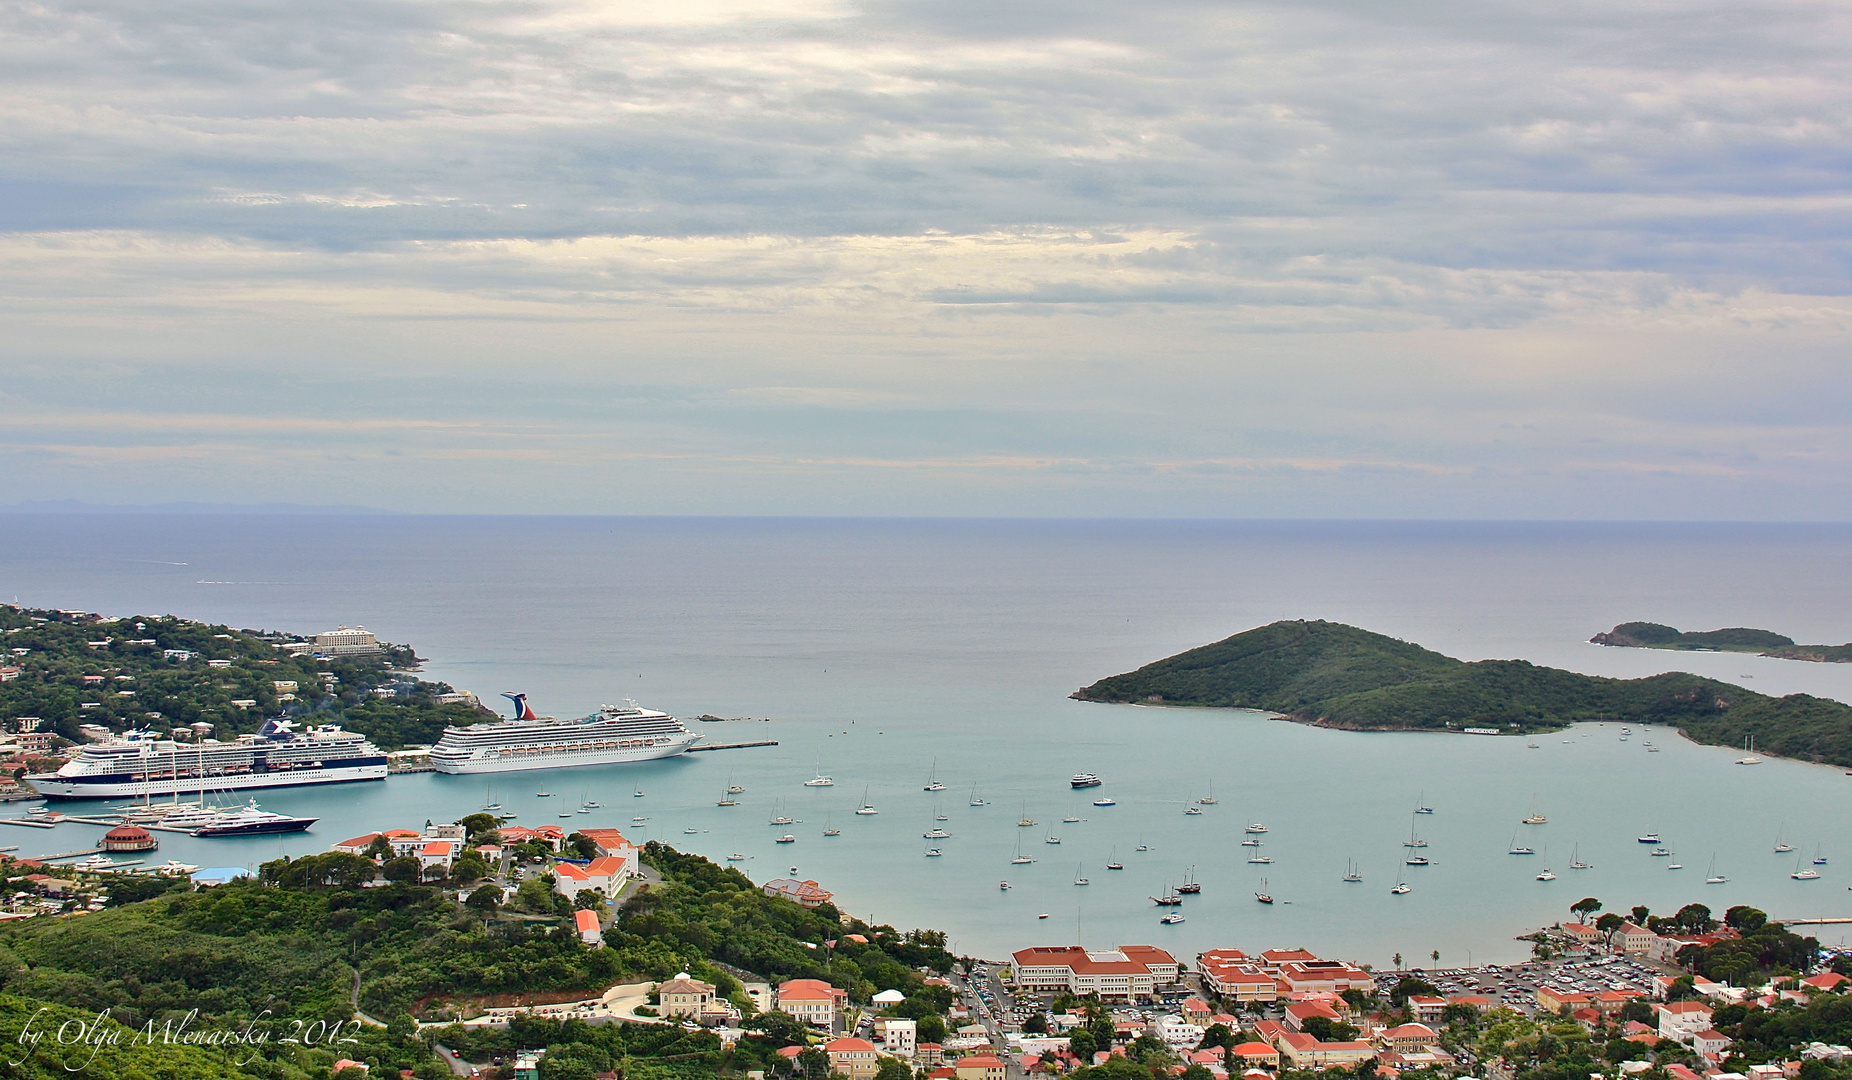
[688,741,779,752]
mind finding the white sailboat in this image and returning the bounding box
[923,759,946,792]
[1705,855,1728,884]
[1793,854,1821,881]
[1342,859,1363,883]
[1567,843,1591,870]
[1073,863,1090,886]
[1736,735,1763,765]
[1106,848,1124,870]
[1536,845,1556,880]
[969,784,986,807]
[855,785,878,815]
[1011,837,1034,865]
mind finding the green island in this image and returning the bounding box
[0,606,495,750]
[1591,622,1852,663]
[1073,619,1852,767]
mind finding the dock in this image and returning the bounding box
[688,741,779,752]
[0,819,56,829]
[388,762,436,773]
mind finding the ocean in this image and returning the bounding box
[3,515,1851,966]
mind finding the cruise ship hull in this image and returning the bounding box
[431,738,696,775]
[28,762,387,801]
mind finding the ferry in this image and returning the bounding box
[427,695,699,775]
[1069,774,1103,788]
[30,720,386,800]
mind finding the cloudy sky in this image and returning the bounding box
[2,0,1848,516]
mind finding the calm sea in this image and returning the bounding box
[3,516,1851,966]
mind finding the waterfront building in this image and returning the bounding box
[98,825,157,852]
[1007,945,1178,1001]
[1616,922,1658,955]
[574,908,602,947]
[1560,922,1603,945]
[498,825,566,850]
[1198,960,1278,1002]
[776,978,847,1029]
[823,1038,881,1080]
[1536,987,1592,1013]
[1406,995,1448,1023]
[1275,960,1374,995]
[762,878,833,908]
[313,627,383,657]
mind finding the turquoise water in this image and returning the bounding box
[3,517,1852,965]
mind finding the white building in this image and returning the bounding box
[1008,945,1179,1002]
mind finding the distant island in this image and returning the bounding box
[1591,621,1852,663]
[1074,619,1852,767]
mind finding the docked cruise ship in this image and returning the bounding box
[428,694,701,775]
[29,720,387,800]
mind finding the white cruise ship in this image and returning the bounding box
[29,720,387,801]
[428,694,701,775]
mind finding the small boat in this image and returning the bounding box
[924,848,943,857]
[1342,859,1363,883]
[804,774,835,788]
[576,807,591,814]
[769,804,794,825]
[1522,813,1547,824]
[1568,844,1591,870]
[1792,854,1820,881]
[631,787,643,798]
[559,811,574,818]
[1093,797,1116,807]
[999,880,1010,890]
[1651,848,1671,857]
[1183,805,1203,816]
[1135,840,1149,852]
[1390,881,1411,894]
[1244,823,1268,834]
[1508,831,1534,855]
[1668,860,1683,869]
[684,827,699,834]
[1177,865,1201,894]
[1405,854,1430,866]
[1527,742,1540,749]
[1073,863,1089,885]
[1405,816,1428,847]
[923,759,947,791]
[823,815,840,837]
[855,786,877,815]
[1774,825,1795,854]
[1246,840,1270,864]
[482,783,502,812]
[1199,783,1218,806]
[1044,834,1061,845]
[631,816,647,825]
[726,774,744,794]
[775,834,796,844]
[717,793,739,806]
[1038,913,1049,919]
[1070,773,1103,788]
[1062,816,1080,823]
[1161,911,1185,923]
[1705,855,1727,884]
[969,785,986,807]
[1151,885,1182,905]
[1814,845,1828,866]
[1011,838,1034,865]
[535,791,552,797]
[157,860,200,874]
[1536,867,1556,881]
[1240,837,1261,846]
[727,853,747,861]
[1638,832,1661,844]
[1736,735,1763,765]
[924,828,951,839]
[1106,847,1124,870]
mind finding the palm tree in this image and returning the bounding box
[1393,952,1403,970]
[1431,949,1440,965]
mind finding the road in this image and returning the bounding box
[433,1043,475,1077]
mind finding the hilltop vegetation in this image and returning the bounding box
[1592,621,1852,663]
[1075,620,1852,766]
[0,605,493,749]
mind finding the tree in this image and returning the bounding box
[1595,913,1625,940]
[381,855,421,883]
[1393,953,1403,970]
[449,853,492,885]
[1571,897,1603,921]
[915,1013,946,1044]
[1632,905,1651,925]
[1067,1028,1097,1061]
[1431,949,1441,965]
[1341,988,1370,1012]
[565,832,599,860]
[1675,904,1713,932]
[363,834,394,860]
[875,1058,913,1080]
[1181,1066,1214,1080]
[574,889,605,911]
[1197,1023,1232,1051]
[1024,1013,1048,1034]
[1724,906,1767,933]
[465,884,502,915]
[455,812,500,836]
[794,1047,830,1080]
[753,1010,812,1048]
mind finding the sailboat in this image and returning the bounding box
[1342,859,1363,883]
[1246,841,1271,864]
[923,759,946,792]
[1106,847,1124,870]
[1404,816,1428,848]
[1011,837,1034,865]
[804,761,834,787]
[1073,863,1090,886]
[1792,854,1821,881]
[482,782,502,812]
[855,786,878,815]
[1414,790,1434,815]
[769,802,794,826]
[969,784,986,807]
[582,790,602,808]
[1044,831,1061,845]
[1508,830,1535,855]
[1536,845,1556,880]
[1255,878,1274,904]
[1568,844,1591,870]
[1017,802,1035,827]
[1736,735,1763,765]
[823,815,840,837]
[1198,782,1218,806]
[1151,883,1182,905]
[1814,844,1828,866]
[1390,875,1410,894]
[1177,865,1202,894]
[1705,855,1728,884]
[631,785,643,798]
[1774,825,1795,854]
[726,773,744,795]
[1521,794,1548,824]
[717,787,739,807]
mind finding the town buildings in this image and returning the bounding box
[776,978,848,1030]
[1007,945,1180,1001]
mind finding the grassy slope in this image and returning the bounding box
[1075,619,1852,766]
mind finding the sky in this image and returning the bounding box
[2,0,1850,517]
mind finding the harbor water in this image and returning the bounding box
[3,516,1852,965]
